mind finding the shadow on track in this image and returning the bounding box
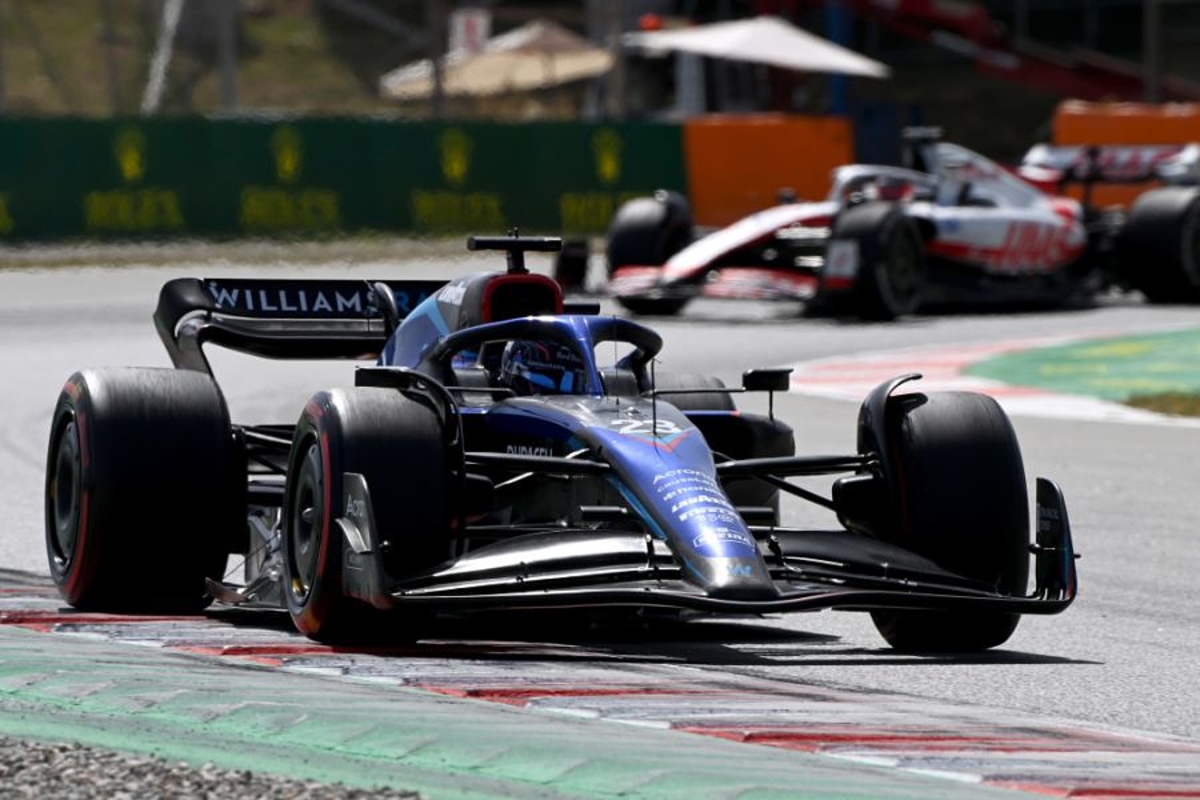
[206,604,1093,668]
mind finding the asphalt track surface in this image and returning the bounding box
[2,247,1200,797]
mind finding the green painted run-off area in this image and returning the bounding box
[967,327,1200,401]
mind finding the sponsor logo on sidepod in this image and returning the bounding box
[505,444,552,457]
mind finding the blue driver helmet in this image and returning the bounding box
[499,340,587,395]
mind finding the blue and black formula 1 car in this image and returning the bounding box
[45,235,1077,651]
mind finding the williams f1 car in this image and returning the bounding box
[606,130,1200,319]
[45,235,1076,651]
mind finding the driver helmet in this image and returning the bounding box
[499,340,587,396]
[875,176,913,202]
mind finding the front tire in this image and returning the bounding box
[282,388,454,642]
[605,190,694,278]
[608,192,696,317]
[870,392,1030,652]
[830,202,926,320]
[44,368,239,613]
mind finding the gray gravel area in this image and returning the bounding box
[0,736,421,799]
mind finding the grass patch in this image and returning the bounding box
[1126,392,1200,417]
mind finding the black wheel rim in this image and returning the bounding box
[287,442,323,606]
[884,234,923,311]
[47,418,81,576]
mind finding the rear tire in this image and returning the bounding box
[870,392,1030,652]
[649,372,735,412]
[649,373,792,512]
[44,368,239,613]
[553,237,590,293]
[282,388,454,642]
[1118,186,1200,303]
[830,202,925,320]
[615,296,690,316]
[693,414,794,514]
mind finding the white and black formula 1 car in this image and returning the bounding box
[606,129,1200,319]
[45,235,1076,651]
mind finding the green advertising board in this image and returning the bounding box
[0,117,687,241]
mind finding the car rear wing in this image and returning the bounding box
[154,277,447,375]
[1020,143,1200,186]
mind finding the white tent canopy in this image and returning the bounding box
[624,15,890,79]
[381,18,613,100]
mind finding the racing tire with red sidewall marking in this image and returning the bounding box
[870,391,1030,652]
[829,201,926,321]
[282,387,453,642]
[1118,186,1200,303]
[44,368,239,613]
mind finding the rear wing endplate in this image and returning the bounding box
[154,277,446,375]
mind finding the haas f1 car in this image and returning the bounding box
[45,236,1076,651]
[606,130,1200,319]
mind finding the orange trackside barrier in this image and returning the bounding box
[1053,100,1200,206]
[682,114,854,226]
[1054,99,1200,145]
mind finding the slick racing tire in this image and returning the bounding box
[870,391,1030,652]
[693,414,795,518]
[1118,186,1200,303]
[553,237,591,293]
[648,373,793,514]
[649,372,736,412]
[605,190,694,279]
[44,368,239,613]
[829,202,926,321]
[608,191,695,316]
[283,388,454,642]
[614,296,691,316]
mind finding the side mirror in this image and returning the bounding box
[742,369,792,393]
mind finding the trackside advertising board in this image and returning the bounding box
[0,118,686,240]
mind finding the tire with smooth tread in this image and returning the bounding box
[650,373,792,511]
[282,387,454,642]
[649,372,735,412]
[608,192,696,317]
[1117,186,1200,303]
[830,201,926,320]
[615,296,691,316]
[869,391,1030,652]
[44,367,239,613]
[605,191,694,277]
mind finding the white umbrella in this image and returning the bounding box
[381,18,614,100]
[624,15,890,79]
